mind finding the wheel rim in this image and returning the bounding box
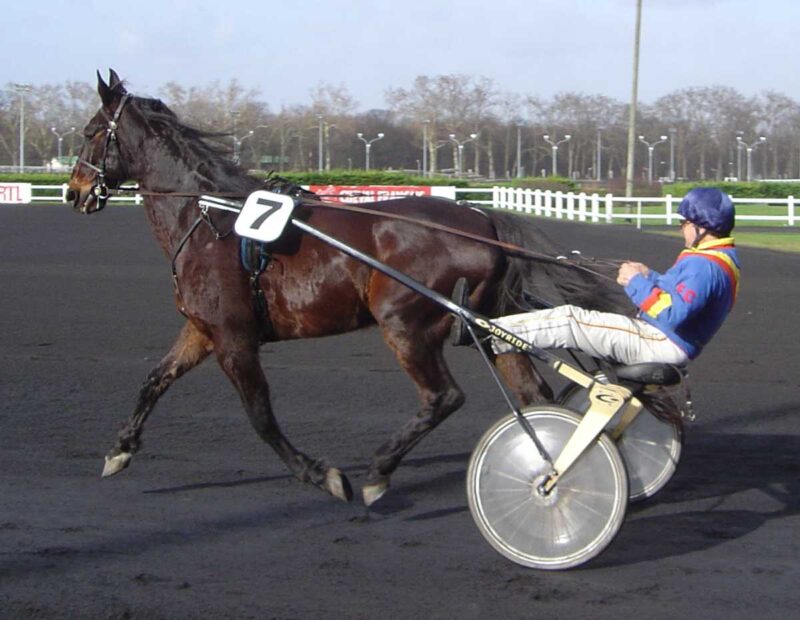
[559,385,681,501]
[467,407,627,570]
[618,409,681,501]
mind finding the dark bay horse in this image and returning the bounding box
[68,71,628,505]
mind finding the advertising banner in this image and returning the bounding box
[0,183,32,204]
[308,185,456,204]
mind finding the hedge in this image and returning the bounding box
[0,172,72,184]
[253,169,472,188]
[662,181,800,199]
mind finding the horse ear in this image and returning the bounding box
[109,69,123,89]
[97,70,115,107]
[98,69,127,107]
[108,69,128,96]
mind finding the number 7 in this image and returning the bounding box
[250,198,282,230]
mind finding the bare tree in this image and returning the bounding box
[387,74,498,175]
[310,83,358,170]
[159,80,269,167]
[7,75,800,182]
[0,87,18,164]
[757,91,800,178]
[0,81,96,167]
[655,86,758,181]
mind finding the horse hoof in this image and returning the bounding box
[101,451,132,478]
[325,468,353,502]
[362,480,389,507]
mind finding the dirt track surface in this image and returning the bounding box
[2,205,799,619]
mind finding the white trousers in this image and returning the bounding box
[491,305,689,366]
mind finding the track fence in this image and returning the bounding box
[479,187,797,228]
[8,184,798,228]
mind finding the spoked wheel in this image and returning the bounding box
[558,384,682,502]
[467,406,628,570]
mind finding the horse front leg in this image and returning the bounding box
[102,320,213,477]
[213,334,353,502]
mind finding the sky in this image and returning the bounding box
[2,0,798,111]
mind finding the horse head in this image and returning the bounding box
[67,69,145,214]
[69,69,251,215]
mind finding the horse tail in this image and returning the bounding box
[485,209,635,317]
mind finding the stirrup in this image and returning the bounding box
[450,277,472,347]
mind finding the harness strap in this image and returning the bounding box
[169,215,275,340]
[170,215,204,315]
[240,237,275,342]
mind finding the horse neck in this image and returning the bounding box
[131,137,240,255]
[132,136,213,195]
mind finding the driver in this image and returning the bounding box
[490,188,740,366]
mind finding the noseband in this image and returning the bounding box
[77,93,132,210]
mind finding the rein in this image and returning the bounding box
[303,199,622,281]
[108,186,621,283]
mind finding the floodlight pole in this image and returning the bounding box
[542,134,571,177]
[625,0,642,197]
[357,132,385,170]
[449,133,478,178]
[737,136,766,181]
[51,126,76,163]
[638,135,668,185]
[13,83,31,172]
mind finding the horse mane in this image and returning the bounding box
[130,97,327,201]
[132,96,261,194]
[486,209,637,317]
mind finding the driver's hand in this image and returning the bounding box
[617,261,650,286]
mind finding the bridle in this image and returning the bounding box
[76,93,132,211]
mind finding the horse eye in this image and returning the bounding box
[84,125,105,140]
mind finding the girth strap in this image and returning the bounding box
[240,237,275,342]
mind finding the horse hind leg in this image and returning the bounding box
[460,277,554,406]
[363,322,465,506]
[103,320,213,477]
[213,334,353,503]
[494,352,554,405]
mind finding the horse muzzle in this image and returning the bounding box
[67,182,108,214]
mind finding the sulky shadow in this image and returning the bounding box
[592,430,800,568]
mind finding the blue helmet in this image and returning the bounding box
[678,188,735,235]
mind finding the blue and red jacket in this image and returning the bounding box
[624,238,740,359]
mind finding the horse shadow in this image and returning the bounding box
[142,451,473,519]
[143,474,291,494]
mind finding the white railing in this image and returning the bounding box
[481,187,797,228]
[9,184,798,228]
[25,183,143,205]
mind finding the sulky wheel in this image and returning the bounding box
[558,384,682,502]
[466,406,628,570]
